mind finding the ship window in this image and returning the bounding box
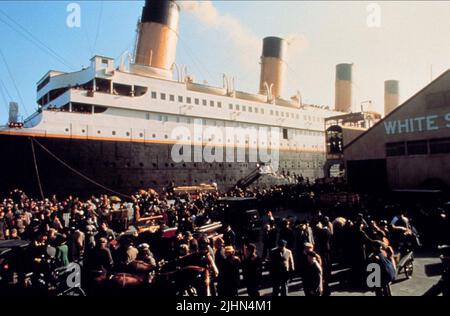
[65,128,69,132]
[187,97,192,104]
[195,98,199,105]
[261,109,264,114]
[177,96,183,103]
[281,112,284,117]
[97,130,101,134]
[170,94,175,101]
[37,76,50,91]
[112,131,116,135]
[152,134,156,138]
[139,133,143,138]
[145,113,150,120]
[126,132,130,137]
[134,85,147,96]
[236,105,240,111]
[113,83,132,96]
[160,93,166,100]
[229,104,233,110]
[164,135,168,139]
[249,106,252,112]
[176,117,180,123]
[430,137,450,154]
[151,91,157,99]
[210,101,214,107]
[93,105,107,114]
[202,99,207,106]
[95,78,111,94]
[72,103,92,114]
[270,110,273,115]
[276,111,279,116]
[255,108,258,113]
[217,101,222,108]
[82,129,86,133]
[48,87,69,103]
[158,115,162,121]
[242,105,246,111]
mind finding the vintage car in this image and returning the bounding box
[214,197,263,242]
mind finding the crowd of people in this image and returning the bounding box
[0,178,448,296]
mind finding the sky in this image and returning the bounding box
[1,0,450,122]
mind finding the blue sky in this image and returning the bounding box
[1,1,450,122]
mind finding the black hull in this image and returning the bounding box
[0,134,325,198]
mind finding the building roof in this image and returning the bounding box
[344,68,450,150]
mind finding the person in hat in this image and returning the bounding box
[184,231,199,253]
[269,239,295,296]
[217,246,241,296]
[223,224,236,247]
[302,251,323,296]
[137,243,156,266]
[55,234,70,267]
[97,221,116,244]
[242,243,263,297]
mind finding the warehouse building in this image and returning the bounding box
[344,70,450,192]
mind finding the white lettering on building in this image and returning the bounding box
[384,114,449,135]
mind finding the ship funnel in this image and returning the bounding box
[384,80,399,116]
[335,63,353,112]
[133,0,180,78]
[8,102,19,123]
[259,37,287,99]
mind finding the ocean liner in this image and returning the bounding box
[0,0,347,197]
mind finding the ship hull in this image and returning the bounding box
[0,134,325,198]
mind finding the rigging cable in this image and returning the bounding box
[0,49,29,117]
[30,137,45,200]
[0,79,12,110]
[92,1,104,53]
[178,35,215,84]
[31,137,132,200]
[0,9,75,70]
